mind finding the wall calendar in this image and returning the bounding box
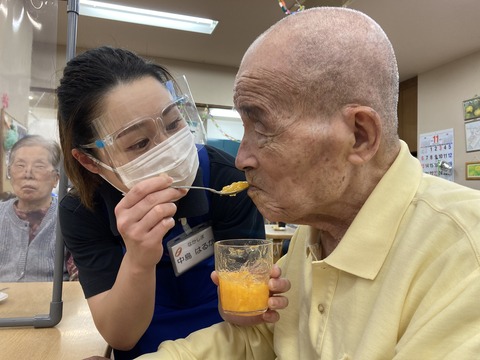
[418,128,454,181]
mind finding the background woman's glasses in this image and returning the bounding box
[8,163,55,178]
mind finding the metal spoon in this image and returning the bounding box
[171,181,249,196]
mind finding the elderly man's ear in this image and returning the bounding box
[71,149,101,174]
[343,105,382,165]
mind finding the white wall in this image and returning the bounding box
[1,1,35,194]
[56,45,238,107]
[157,58,238,107]
[0,2,33,127]
[28,107,59,142]
[206,117,244,141]
[418,50,480,190]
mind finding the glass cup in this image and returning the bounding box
[214,239,273,316]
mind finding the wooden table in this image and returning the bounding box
[0,282,109,360]
[265,224,297,262]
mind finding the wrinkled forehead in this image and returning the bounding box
[12,145,51,163]
[97,77,174,135]
[234,66,290,112]
[235,35,290,100]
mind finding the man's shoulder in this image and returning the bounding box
[419,174,480,204]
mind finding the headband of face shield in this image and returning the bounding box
[81,76,206,189]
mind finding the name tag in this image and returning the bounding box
[167,225,214,277]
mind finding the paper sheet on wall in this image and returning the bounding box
[419,128,454,181]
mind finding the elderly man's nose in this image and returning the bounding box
[235,140,255,171]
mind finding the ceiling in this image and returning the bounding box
[54,0,480,83]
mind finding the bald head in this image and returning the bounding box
[236,7,399,145]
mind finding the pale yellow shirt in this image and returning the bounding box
[138,141,480,359]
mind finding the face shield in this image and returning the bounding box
[81,75,206,189]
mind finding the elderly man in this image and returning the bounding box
[138,7,480,359]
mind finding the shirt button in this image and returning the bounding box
[318,304,325,313]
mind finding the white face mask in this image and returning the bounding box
[98,127,199,190]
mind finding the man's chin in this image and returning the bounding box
[248,189,274,218]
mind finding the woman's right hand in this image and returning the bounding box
[114,174,187,270]
[88,174,188,350]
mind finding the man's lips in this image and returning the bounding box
[245,182,257,192]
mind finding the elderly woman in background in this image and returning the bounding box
[0,134,62,282]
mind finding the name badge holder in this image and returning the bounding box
[167,222,215,277]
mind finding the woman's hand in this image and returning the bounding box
[211,263,290,326]
[114,174,187,271]
[87,174,188,350]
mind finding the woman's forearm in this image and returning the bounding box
[87,255,157,350]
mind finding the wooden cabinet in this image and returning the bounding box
[398,77,418,153]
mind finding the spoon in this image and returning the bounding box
[171,181,249,196]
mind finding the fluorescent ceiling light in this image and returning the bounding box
[79,0,218,35]
[209,108,241,119]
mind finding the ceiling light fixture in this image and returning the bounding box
[209,108,241,119]
[79,0,218,35]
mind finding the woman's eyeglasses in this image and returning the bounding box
[80,95,200,166]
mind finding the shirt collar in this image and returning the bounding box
[308,141,422,279]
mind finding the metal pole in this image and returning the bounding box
[47,0,80,327]
[66,0,79,62]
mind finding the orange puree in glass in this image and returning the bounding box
[218,270,269,315]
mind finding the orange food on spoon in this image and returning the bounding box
[221,181,249,196]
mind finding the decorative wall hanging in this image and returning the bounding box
[463,96,480,121]
[465,161,480,180]
[465,118,480,152]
